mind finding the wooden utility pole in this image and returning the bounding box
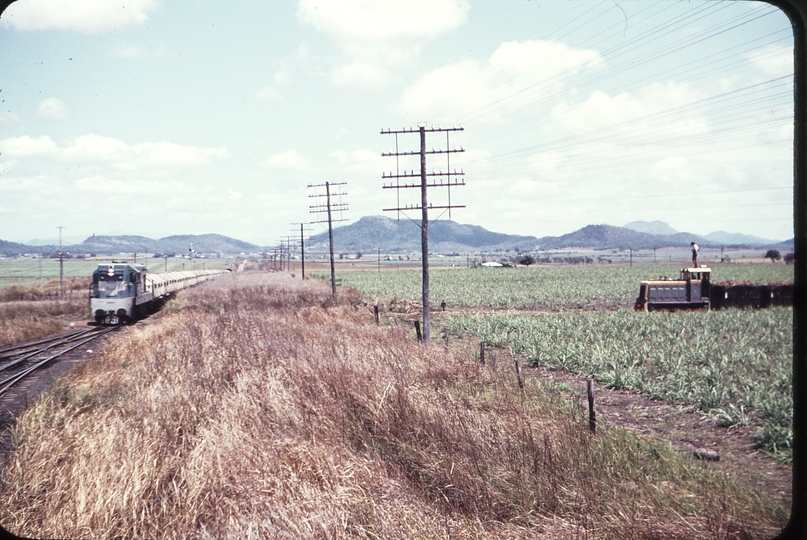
[290,223,311,279]
[281,236,295,273]
[309,181,348,297]
[381,123,465,343]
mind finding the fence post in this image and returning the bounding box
[587,379,597,434]
[514,358,524,389]
[414,320,422,342]
[374,305,379,325]
[479,341,485,365]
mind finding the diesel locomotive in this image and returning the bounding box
[90,263,224,324]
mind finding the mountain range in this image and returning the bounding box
[0,217,793,256]
[306,215,539,253]
[0,234,261,257]
[307,216,792,253]
[622,220,778,246]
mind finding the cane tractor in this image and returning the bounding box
[634,267,711,311]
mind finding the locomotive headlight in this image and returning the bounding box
[107,266,114,277]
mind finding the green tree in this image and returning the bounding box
[764,249,781,262]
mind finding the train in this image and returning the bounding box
[90,263,225,324]
[634,266,711,311]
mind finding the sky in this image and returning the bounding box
[0,0,795,246]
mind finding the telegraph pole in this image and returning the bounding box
[56,226,65,297]
[381,123,465,343]
[290,223,311,279]
[309,181,348,297]
[282,235,295,273]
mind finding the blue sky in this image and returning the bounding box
[0,0,795,246]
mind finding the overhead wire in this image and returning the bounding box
[387,2,794,234]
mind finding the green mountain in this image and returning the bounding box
[306,216,539,253]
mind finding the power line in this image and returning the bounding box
[309,181,348,298]
[382,124,465,344]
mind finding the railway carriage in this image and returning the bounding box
[90,263,223,324]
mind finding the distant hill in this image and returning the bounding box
[154,234,259,255]
[307,215,539,253]
[702,230,778,246]
[0,239,32,255]
[0,234,261,256]
[0,219,792,256]
[773,238,795,250]
[535,224,714,250]
[623,220,779,246]
[72,233,259,255]
[80,235,160,254]
[623,220,680,236]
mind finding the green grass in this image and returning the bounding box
[0,257,227,288]
[335,263,794,311]
[446,307,793,461]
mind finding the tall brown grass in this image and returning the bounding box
[0,273,787,538]
[0,278,90,348]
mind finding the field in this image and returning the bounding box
[0,273,789,538]
[0,257,227,289]
[336,263,794,460]
[0,257,229,347]
[446,308,793,460]
[333,263,794,311]
[0,277,89,348]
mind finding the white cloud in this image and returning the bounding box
[546,82,709,148]
[298,0,470,88]
[228,191,243,201]
[132,141,230,167]
[112,43,145,59]
[262,149,311,170]
[255,69,292,101]
[63,134,132,162]
[0,133,230,170]
[0,135,59,158]
[37,97,72,122]
[746,44,793,77]
[330,148,384,175]
[399,40,604,121]
[1,0,160,34]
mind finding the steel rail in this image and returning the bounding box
[0,328,103,370]
[0,327,118,397]
[0,329,96,357]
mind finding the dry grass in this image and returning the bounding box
[0,278,89,348]
[0,273,787,539]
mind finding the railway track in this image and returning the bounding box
[0,327,118,397]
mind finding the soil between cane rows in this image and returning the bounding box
[522,361,792,502]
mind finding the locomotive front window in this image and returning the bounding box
[96,269,124,281]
